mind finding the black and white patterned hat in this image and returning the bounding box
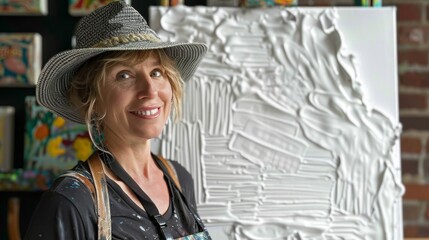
[36,0,207,124]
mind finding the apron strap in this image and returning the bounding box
[59,153,112,240]
[88,153,112,240]
[152,155,207,233]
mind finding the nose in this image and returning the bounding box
[136,73,157,99]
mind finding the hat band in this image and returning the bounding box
[92,33,161,48]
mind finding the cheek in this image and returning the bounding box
[103,89,128,115]
[160,81,173,103]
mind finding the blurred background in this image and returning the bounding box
[0,0,428,239]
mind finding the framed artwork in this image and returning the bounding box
[207,0,239,7]
[240,0,298,7]
[0,106,14,171]
[0,33,42,85]
[355,0,382,6]
[24,96,94,175]
[68,0,131,16]
[150,6,402,240]
[0,0,48,16]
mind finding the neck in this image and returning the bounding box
[104,139,155,180]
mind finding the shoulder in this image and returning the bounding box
[44,161,96,218]
[48,161,95,210]
[169,160,193,183]
[167,160,197,206]
[25,161,97,239]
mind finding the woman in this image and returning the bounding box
[25,1,209,239]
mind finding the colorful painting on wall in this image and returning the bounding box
[355,0,381,6]
[0,106,14,171]
[68,0,131,16]
[24,96,94,175]
[0,0,48,15]
[0,33,42,85]
[240,0,298,7]
[150,6,403,240]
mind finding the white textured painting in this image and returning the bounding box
[150,7,404,240]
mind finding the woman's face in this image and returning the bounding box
[100,53,172,144]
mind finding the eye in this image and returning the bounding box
[150,69,163,78]
[116,71,133,80]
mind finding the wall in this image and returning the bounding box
[300,0,429,238]
[393,0,429,238]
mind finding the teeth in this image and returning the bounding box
[136,108,159,116]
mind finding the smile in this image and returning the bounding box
[132,108,160,117]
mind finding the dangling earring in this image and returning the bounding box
[89,112,105,151]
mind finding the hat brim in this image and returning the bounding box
[36,41,207,124]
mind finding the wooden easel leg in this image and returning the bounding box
[7,197,21,240]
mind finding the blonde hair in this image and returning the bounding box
[69,50,183,148]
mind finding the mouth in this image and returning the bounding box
[131,107,160,118]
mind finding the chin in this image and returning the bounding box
[134,128,164,140]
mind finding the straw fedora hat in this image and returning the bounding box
[36,0,207,124]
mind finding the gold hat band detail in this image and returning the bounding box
[92,33,161,48]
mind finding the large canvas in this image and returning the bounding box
[150,6,403,240]
[24,96,94,174]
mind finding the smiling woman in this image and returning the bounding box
[69,50,183,148]
[24,1,210,240]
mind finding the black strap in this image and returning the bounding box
[152,155,207,232]
[101,152,173,240]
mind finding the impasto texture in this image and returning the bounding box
[150,7,404,239]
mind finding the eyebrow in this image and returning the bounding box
[121,58,162,68]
